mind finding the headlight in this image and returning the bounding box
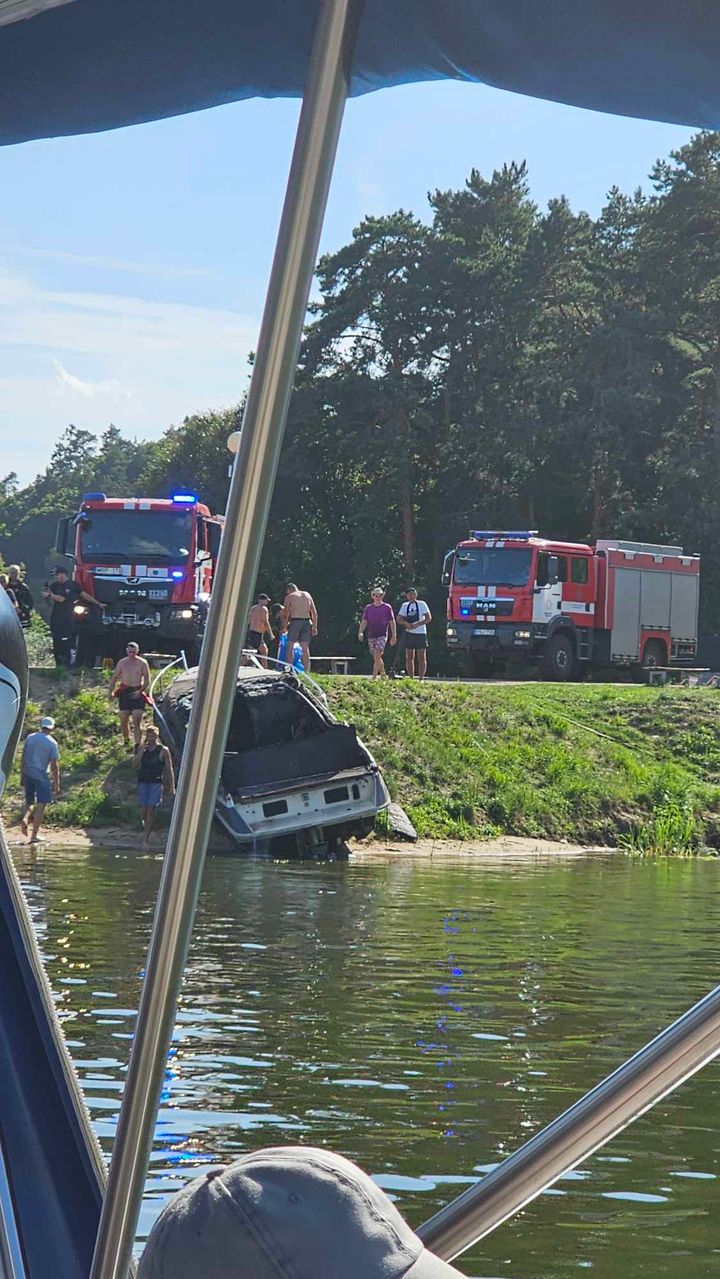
[514,629,531,639]
[446,626,457,636]
[179,609,194,620]
[73,604,87,616]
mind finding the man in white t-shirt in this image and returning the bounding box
[396,587,432,679]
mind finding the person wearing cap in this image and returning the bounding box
[245,594,274,668]
[19,716,60,845]
[396,588,432,680]
[43,565,105,668]
[138,1145,463,1279]
[358,586,397,677]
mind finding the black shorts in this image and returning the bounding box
[118,687,144,712]
[245,629,264,650]
[405,633,428,650]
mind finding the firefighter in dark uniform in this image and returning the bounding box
[43,566,105,667]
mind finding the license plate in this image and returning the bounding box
[474,627,495,636]
[118,588,147,599]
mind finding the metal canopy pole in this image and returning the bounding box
[89,2,364,1275]
[418,982,720,1263]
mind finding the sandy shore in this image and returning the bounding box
[2,823,232,853]
[2,823,613,858]
[350,834,614,859]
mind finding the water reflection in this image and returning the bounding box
[16,848,720,1277]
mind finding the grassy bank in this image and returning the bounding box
[8,671,139,830]
[321,679,720,850]
[5,672,720,850]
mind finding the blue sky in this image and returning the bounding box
[0,79,693,485]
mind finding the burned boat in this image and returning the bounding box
[155,665,389,852]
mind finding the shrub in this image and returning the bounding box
[618,794,697,855]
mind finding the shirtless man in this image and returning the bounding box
[108,642,151,748]
[245,594,274,667]
[281,582,318,672]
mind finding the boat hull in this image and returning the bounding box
[156,666,389,853]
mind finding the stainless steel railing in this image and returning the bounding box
[89,4,365,1275]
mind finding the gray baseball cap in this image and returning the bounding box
[138,1146,463,1279]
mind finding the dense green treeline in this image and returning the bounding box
[2,132,720,648]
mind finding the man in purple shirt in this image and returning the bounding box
[358,587,397,677]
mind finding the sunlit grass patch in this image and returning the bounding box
[321,679,720,848]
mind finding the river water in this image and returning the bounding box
[15,847,720,1277]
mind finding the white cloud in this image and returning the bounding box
[52,359,131,399]
[0,278,255,360]
[0,266,32,305]
[3,245,212,280]
[0,263,258,482]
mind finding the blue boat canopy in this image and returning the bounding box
[1,0,719,147]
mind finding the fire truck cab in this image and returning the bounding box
[55,492,224,665]
[443,531,699,680]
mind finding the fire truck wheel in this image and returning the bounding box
[641,639,667,670]
[540,632,577,682]
[633,638,667,681]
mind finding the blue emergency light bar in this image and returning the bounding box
[470,530,538,540]
[81,492,107,502]
[171,492,198,504]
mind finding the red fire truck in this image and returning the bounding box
[55,492,224,665]
[443,531,700,680]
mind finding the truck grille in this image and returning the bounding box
[458,597,515,617]
[102,613,161,629]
